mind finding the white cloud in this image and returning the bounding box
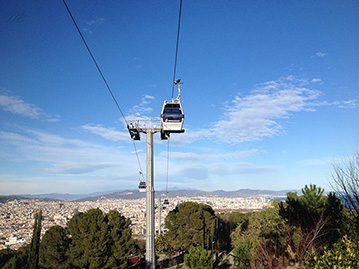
[0,174,127,195]
[316,52,328,57]
[82,124,130,142]
[39,163,115,174]
[311,98,358,109]
[338,99,357,109]
[168,161,278,181]
[299,158,332,166]
[311,78,322,83]
[212,76,321,143]
[85,18,105,26]
[127,94,156,119]
[0,129,138,176]
[0,94,60,122]
[83,28,93,34]
[0,95,41,118]
[165,149,258,161]
[159,129,212,145]
[83,18,105,34]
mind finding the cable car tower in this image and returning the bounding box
[127,80,184,269]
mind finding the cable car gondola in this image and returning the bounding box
[138,172,146,192]
[161,79,185,140]
[138,180,146,192]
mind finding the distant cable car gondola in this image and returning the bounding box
[163,199,169,205]
[138,172,146,192]
[160,79,185,140]
[138,181,146,192]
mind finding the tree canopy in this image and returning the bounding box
[184,246,213,269]
[279,184,344,247]
[39,225,69,269]
[66,208,134,269]
[165,201,223,251]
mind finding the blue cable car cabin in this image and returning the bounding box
[163,104,182,121]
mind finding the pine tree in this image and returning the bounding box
[28,210,42,269]
[39,225,69,268]
[67,208,134,269]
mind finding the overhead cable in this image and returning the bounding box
[171,0,183,99]
[167,0,184,196]
[62,0,128,125]
[62,0,146,177]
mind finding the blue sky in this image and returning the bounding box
[0,0,358,195]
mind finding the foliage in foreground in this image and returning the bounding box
[165,201,229,251]
[306,235,359,268]
[184,246,213,269]
[230,184,347,267]
[1,209,136,269]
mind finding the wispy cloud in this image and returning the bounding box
[40,163,115,174]
[0,94,41,118]
[82,124,130,142]
[168,161,279,181]
[0,129,137,176]
[161,129,212,145]
[127,94,156,118]
[312,98,358,109]
[83,18,105,34]
[85,18,105,26]
[0,94,60,122]
[299,158,333,166]
[315,52,328,57]
[212,76,321,143]
[164,149,258,161]
[337,99,357,109]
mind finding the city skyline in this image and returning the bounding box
[1,0,358,194]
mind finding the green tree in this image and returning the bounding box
[2,245,29,269]
[39,225,69,268]
[28,210,42,269]
[66,208,133,269]
[184,246,213,269]
[232,238,252,268]
[279,184,344,262]
[67,209,112,268]
[155,234,170,253]
[0,248,18,268]
[218,212,248,234]
[165,202,219,250]
[231,202,289,267]
[106,210,135,268]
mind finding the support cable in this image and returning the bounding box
[62,0,127,125]
[167,0,183,197]
[62,0,145,177]
[133,140,145,181]
[171,0,183,99]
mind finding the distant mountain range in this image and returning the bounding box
[0,189,297,203]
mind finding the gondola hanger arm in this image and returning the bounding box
[172,79,182,102]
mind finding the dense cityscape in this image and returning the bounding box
[0,194,274,250]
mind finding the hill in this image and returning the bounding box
[1,189,297,203]
[74,188,294,202]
